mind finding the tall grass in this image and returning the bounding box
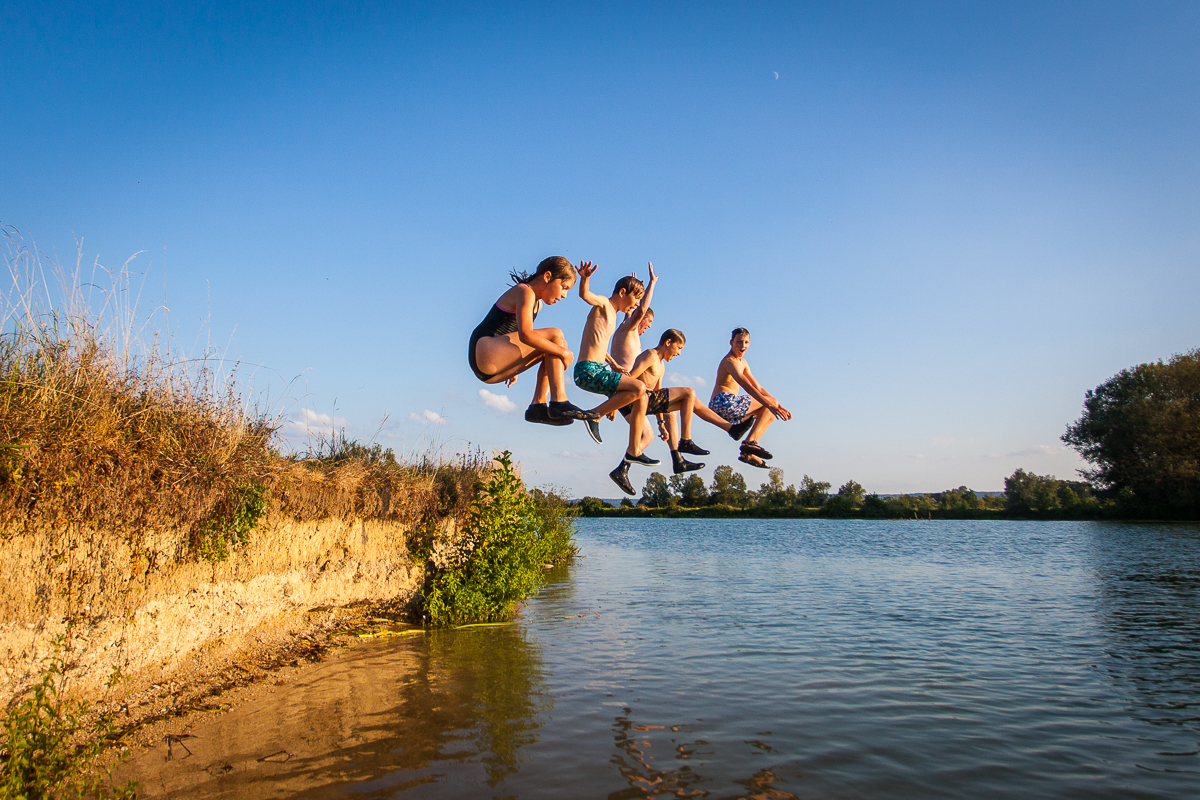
[0,226,485,553]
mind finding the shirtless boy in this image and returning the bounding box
[572,263,659,489]
[709,327,792,468]
[621,330,755,479]
[616,328,711,486]
[610,261,657,372]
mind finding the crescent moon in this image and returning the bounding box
[773,72,779,80]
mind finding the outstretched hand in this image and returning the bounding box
[578,260,597,279]
[771,403,792,421]
[647,261,656,283]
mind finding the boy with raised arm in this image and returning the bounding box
[610,261,657,372]
[708,327,792,469]
[572,263,659,494]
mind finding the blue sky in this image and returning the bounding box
[3,1,1198,497]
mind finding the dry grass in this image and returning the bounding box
[0,226,485,553]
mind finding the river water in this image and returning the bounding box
[128,519,1200,798]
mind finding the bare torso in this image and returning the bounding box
[710,355,745,400]
[579,302,618,364]
[632,348,665,391]
[611,316,641,371]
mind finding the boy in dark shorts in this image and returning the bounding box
[620,329,756,485]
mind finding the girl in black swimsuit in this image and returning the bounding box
[469,256,598,425]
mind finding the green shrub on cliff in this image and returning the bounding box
[1,644,135,800]
[422,451,575,626]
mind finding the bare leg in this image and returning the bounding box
[691,397,733,431]
[745,399,776,443]
[626,393,649,455]
[586,375,646,417]
[663,413,679,450]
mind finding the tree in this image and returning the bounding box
[1062,349,1200,510]
[797,475,831,507]
[937,486,980,511]
[640,472,675,508]
[1004,469,1061,513]
[710,465,748,507]
[836,480,865,505]
[675,474,708,506]
[757,468,795,508]
[578,496,605,516]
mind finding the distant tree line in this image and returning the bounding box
[575,349,1200,520]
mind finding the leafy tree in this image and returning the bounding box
[797,475,831,507]
[640,472,675,508]
[1004,468,1062,513]
[1062,349,1200,510]
[836,480,865,505]
[757,468,796,508]
[937,486,980,511]
[710,465,749,506]
[578,496,605,516]
[675,474,708,506]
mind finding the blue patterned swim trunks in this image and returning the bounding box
[709,392,751,423]
[574,360,622,397]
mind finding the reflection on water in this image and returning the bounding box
[124,622,549,797]
[127,521,1200,798]
[608,709,799,800]
[1087,525,1200,755]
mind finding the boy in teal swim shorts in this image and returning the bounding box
[572,262,658,493]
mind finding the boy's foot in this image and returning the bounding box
[610,463,635,495]
[728,415,755,440]
[585,419,603,444]
[740,440,773,460]
[671,451,704,475]
[525,403,573,426]
[676,438,709,456]
[547,400,598,421]
[738,453,769,469]
[624,451,662,467]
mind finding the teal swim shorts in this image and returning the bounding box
[574,360,621,397]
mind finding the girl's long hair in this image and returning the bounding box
[509,256,577,286]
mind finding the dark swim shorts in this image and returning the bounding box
[619,388,671,417]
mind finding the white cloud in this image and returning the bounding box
[667,372,708,388]
[478,389,517,413]
[410,409,448,425]
[283,408,348,437]
[1006,445,1060,457]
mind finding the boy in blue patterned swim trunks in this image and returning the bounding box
[572,262,659,494]
[709,327,792,469]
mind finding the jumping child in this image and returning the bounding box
[709,327,792,468]
[610,261,657,372]
[468,256,598,425]
[572,263,659,493]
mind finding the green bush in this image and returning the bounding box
[422,452,576,626]
[1,644,136,800]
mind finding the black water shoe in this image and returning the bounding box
[525,403,572,426]
[676,438,709,456]
[610,464,635,495]
[623,451,661,467]
[547,400,596,421]
[585,418,602,444]
[728,415,755,440]
[671,451,704,475]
